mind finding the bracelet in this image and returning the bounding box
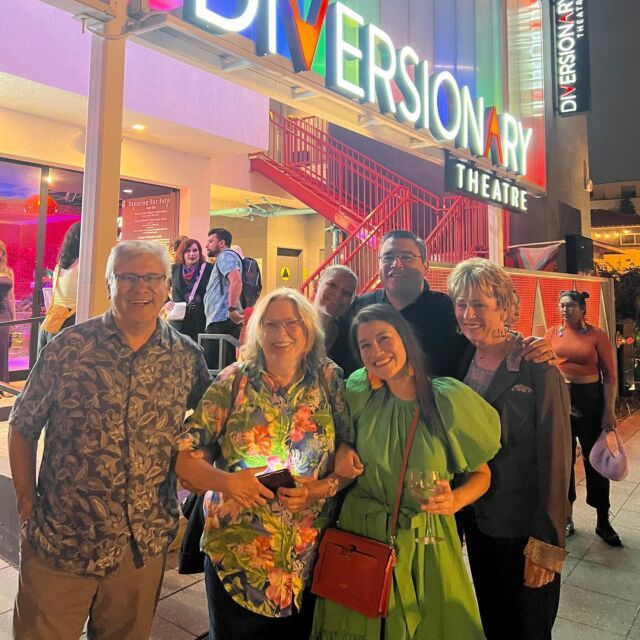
[326,477,339,498]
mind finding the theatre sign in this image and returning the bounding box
[552,0,590,116]
[152,0,538,211]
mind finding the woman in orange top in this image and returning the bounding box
[545,290,620,547]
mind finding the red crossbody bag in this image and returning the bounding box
[311,407,420,618]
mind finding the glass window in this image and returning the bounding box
[0,159,42,378]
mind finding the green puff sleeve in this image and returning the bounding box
[344,368,374,422]
[432,377,502,473]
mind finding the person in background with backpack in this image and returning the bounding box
[231,244,262,309]
[203,228,243,370]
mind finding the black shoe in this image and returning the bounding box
[595,521,622,547]
[566,517,575,537]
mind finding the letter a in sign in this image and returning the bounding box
[279,0,329,72]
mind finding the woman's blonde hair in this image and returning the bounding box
[241,288,326,369]
[448,258,515,311]
[0,241,11,277]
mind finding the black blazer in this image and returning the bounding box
[459,340,572,549]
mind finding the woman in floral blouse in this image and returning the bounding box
[176,288,352,640]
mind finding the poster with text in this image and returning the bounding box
[120,193,178,250]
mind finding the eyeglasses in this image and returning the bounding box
[558,303,579,310]
[113,273,166,285]
[263,319,305,334]
[379,253,422,265]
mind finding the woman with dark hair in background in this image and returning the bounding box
[546,290,621,546]
[165,238,213,343]
[39,222,80,350]
[313,304,501,640]
[0,240,16,383]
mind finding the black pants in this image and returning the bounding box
[568,382,610,512]
[170,301,206,344]
[203,319,241,370]
[204,556,315,640]
[464,512,561,640]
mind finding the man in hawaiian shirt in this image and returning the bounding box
[8,240,211,639]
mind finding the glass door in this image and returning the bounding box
[0,159,48,381]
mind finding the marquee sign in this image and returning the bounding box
[445,155,528,214]
[182,0,535,180]
[552,0,590,116]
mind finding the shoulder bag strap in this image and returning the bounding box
[206,366,243,464]
[50,264,60,307]
[388,406,421,546]
[187,263,207,304]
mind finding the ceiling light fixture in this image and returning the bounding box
[131,124,146,131]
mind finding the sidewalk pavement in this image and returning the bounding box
[1,411,639,639]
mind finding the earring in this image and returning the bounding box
[455,325,463,335]
[406,363,415,377]
[367,369,384,390]
[491,327,507,339]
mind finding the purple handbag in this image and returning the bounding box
[589,430,628,481]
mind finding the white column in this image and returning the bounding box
[76,6,128,321]
[487,205,505,266]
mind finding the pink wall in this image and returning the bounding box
[0,0,269,149]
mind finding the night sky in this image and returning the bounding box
[587,0,640,183]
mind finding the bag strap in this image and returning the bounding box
[205,366,243,463]
[50,264,60,307]
[187,263,207,304]
[388,407,421,547]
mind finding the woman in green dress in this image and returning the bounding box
[312,304,502,640]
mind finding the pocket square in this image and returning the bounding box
[510,384,533,393]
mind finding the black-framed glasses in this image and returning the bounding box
[379,253,422,265]
[113,273,166,285]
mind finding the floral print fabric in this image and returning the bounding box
[9,312,212,576]
[177,359,352,618]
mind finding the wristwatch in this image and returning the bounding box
[228,306,238,311]
[326,477,339,498]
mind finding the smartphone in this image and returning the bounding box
[257,469,296,493]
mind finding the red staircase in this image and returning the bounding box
[249,112,489,294]
[300,186,413,299]
[426,196,489,264]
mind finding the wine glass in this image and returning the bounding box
[408,469,444,545]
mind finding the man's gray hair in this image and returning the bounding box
[105,240,171,281]
[318,264,358,287]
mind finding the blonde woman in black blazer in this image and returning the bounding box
[449,258,572,640]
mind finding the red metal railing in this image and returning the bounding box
[252,112,492,286]
[425,196,489,263]
[263,111,444,232]
[300,187,413,298]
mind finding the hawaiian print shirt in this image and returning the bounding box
[9,311,211,577]
[177,358,352,618]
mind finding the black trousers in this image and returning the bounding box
[204,556,315,640]
[568,382,610,512]
[463,510,561,640]
[203,319,241,370]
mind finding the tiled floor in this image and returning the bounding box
[0,412,639,639]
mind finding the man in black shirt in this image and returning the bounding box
[342,230,553,378]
